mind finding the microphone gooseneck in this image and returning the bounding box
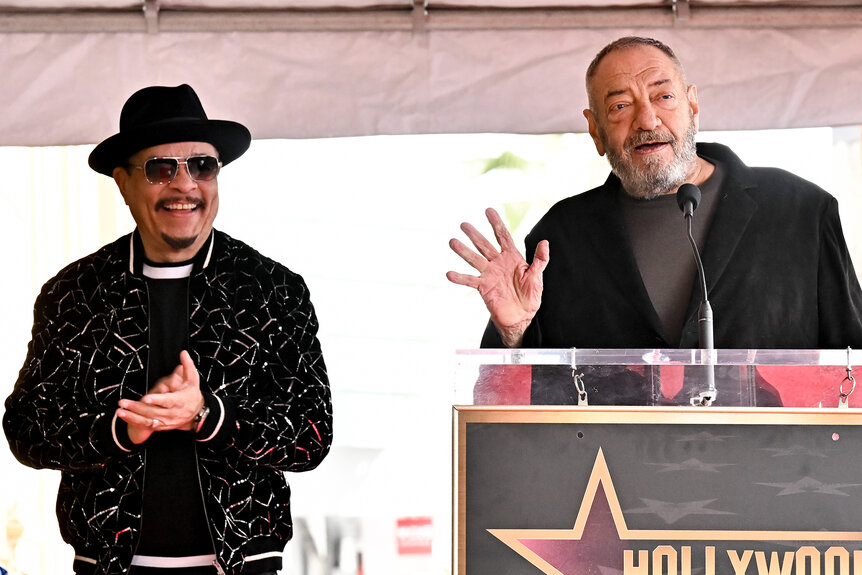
[675,183,716,405]
[676,184,710,344]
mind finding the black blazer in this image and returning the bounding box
[482,142,862,350]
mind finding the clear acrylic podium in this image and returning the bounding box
[453,349,862,575]
[454,348,862,407]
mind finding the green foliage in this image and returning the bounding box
[479,151,530,174]
[502,201,531,233]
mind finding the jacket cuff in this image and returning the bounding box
[480,317,541,348]
[520,317,542,347]
[194,393,234,447]
[110,412,140,454]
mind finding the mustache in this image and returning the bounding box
[626,130,676,150]
[156,197,205,210]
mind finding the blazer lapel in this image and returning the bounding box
[679,172,759,347]
[701,180,758,294]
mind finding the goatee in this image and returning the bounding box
[161,233,198,250]
[604,116,698,200]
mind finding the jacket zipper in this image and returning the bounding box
[128,450,147,573]
[128,278,151,572]
[187,273,227,575]
[126,250,225,575]
[195,443,226,575]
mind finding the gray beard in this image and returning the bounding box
[604,120,698,200]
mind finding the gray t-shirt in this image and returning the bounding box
[619,162,724,346]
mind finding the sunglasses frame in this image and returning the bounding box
[129,155,222,185]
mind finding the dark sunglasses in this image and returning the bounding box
[130,155,221,185]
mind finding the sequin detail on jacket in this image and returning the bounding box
[4,230,333,574]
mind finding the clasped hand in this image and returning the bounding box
[446,207,550,347]
[116,350,205,444]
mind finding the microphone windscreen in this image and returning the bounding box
[676,183,702,213]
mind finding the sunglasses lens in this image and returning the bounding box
[144,158,179,184]
[188,156,220,181]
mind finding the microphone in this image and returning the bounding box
[676,183,715,405]
[676,182,701,217]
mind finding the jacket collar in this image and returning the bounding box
[127,229,216,276]
[680,143,759,346]
[695,142,759,294]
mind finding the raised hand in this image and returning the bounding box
[116,350,205,444]
[447,207,549,347]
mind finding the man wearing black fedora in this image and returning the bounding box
[4,84,333,575]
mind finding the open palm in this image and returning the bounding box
[447,207,549,347]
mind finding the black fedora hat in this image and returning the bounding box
[88,84,251,176]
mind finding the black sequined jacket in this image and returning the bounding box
[4,229,333,575]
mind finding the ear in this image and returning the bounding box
[583,109,606,156]
[687,84,700,132]
[113,166,131,205]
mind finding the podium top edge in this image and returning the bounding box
[454,348,861,366]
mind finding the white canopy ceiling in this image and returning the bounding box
[1,1,861,146]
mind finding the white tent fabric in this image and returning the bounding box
[1,1,861,146]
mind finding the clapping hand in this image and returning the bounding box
[116,350,205,444]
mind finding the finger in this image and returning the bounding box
[118,398,155,415]
[446,270,480,289]
[485,208,518,252]
[123,398,175,429]
[117,407,157,429]
[120,401,182,431]
[148,382,171,395]
[148,365,186,395]
[140,391,178,409]
[179,350,199,387]
[529,239,550,275]
[459,222,500,261]
[449,238,489,272]
[171,361,185,378]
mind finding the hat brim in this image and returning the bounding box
[88,118,251,177]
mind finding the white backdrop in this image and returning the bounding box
[2,2,862,573]
[1,1,862,146]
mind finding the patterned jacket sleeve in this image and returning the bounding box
[3,269,130,472]
[192,259,333,472]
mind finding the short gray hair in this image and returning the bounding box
[585,37,687,111]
